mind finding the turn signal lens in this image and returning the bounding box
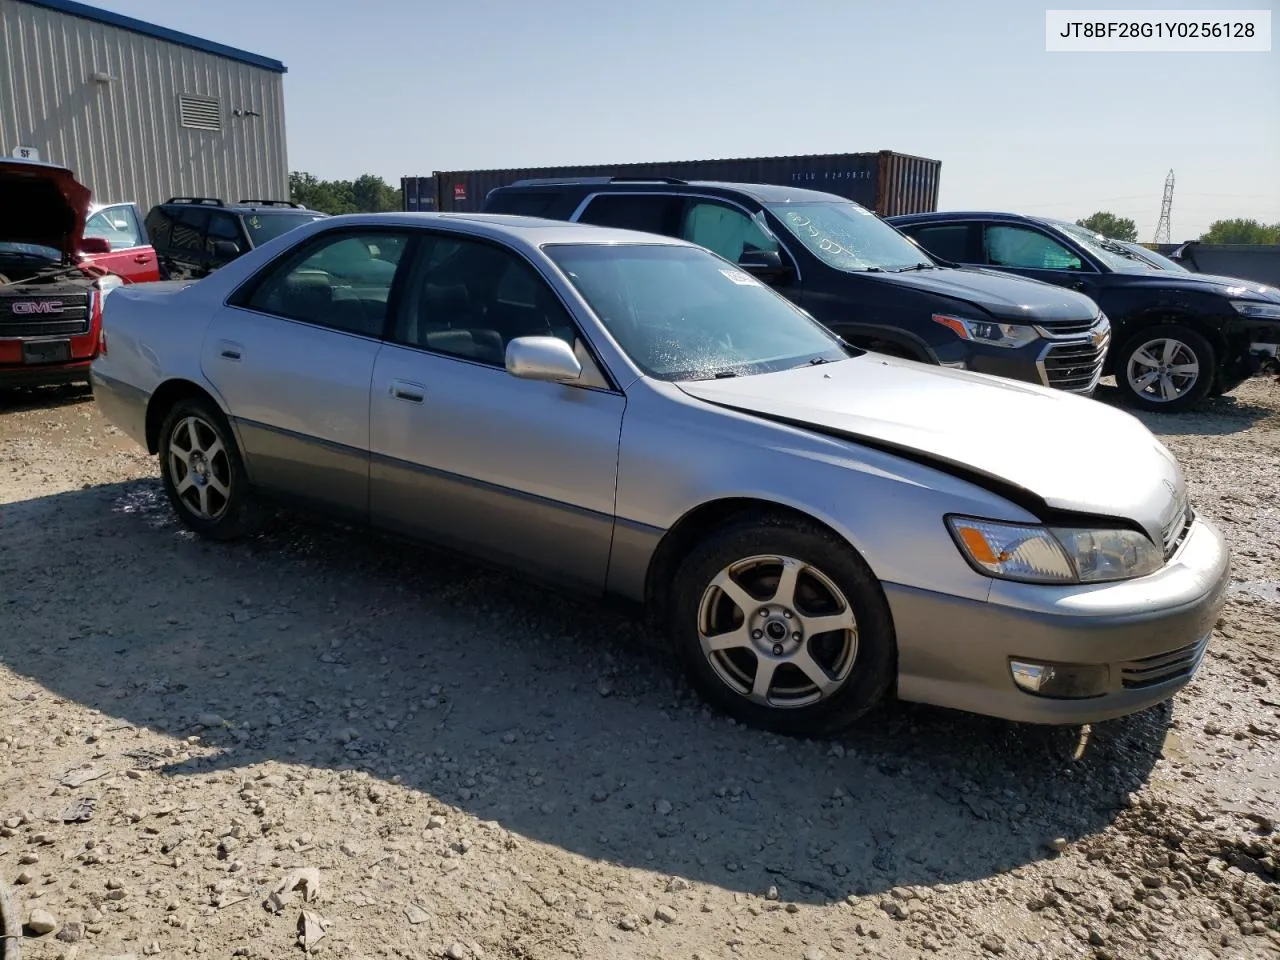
[947,517,1076,583]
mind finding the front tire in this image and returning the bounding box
[1114,324,1215,413]
[667,514,896,736]
[157,396,258,540]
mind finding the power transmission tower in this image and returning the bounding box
[1154,169,1175,244]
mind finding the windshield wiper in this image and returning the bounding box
[891,262,936,272]
[808,356,833,366]
[711,370,739,379]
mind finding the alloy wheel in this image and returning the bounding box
[1126,337,1200,403]
[697,554,859,709]
[167,415,232,520]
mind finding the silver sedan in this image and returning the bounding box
[91,212,1230,735]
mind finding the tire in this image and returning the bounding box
[667,513,896,737]
[157,396,259,540]
[1113,324,1215,413]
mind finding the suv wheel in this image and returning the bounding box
[667,514,896,736]
[1114,324,1215,413]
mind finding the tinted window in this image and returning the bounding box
[905,224,971,263]
[985,225,1083,271]
[206,213,244,262]
[680,200,779,263]
[577,194,679,235]
[171,208,210,253]
[145,210,172,248]
[545,243,848,381]
[245,230,409,337]
[393,234,577,366]
[244,211,327,246]
[495,192,558,217]
[84,205,142,250]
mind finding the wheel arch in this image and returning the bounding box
[833,327,936,363]
[144,378,226,454]
[1106,309,1227,375]
[644,497,876,621]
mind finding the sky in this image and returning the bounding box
[88,0,1280,240]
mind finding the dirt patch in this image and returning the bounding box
[2,379,1279,959]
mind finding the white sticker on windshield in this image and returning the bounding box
[720,268,759,285]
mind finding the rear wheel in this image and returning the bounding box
[157,396,258,539]
[667,514,896,736]
[1114,324,1215,413]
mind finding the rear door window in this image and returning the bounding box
[171,208,211,255]
[901,223,976,263]
[575,194,681,236]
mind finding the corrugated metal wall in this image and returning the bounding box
[0,0,288,214]
[403,151,941,216]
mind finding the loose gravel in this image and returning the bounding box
[1,378,1278,960]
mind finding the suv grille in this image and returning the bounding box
[1119,636,1209,690]
[1037,328,1109,392]
[0,293,91,338]
[1035,318,1100,337]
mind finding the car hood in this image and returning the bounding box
[677,355,1186,545]
[1124,270,1280,301]
[874,266,1100,322]
[0,159,90,258]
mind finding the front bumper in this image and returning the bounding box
[0,358,93,388]
[889,515,1231,724]
[935,329,1108,396]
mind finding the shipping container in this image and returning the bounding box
[401,150,940,217]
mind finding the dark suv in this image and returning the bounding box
[482,179,1111,396]
[144,198,327,281]
[888,211,1280,412]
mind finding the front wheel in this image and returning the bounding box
[157,396,258,540]
[667,514,896,736]
[1114,324,1215,413]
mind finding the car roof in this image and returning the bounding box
[495,178,850,205]
[157,199,324,215]
[886,210,1057,227]
[312,211,701,248]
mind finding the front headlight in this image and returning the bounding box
[947,516,1164,584]
[1230,301,1280,320]
[932,314,1040,349]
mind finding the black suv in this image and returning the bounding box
[482,178,1111,396]
[888,210,1280,412]
[144,198,327,281]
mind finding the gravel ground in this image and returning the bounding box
[1,378,1278,960]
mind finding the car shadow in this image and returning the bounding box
[0,382,94,413]
[1092,380,1276,436]
[0,480,1174,905]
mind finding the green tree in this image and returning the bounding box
[1198,218,1280,245]
[288,171,400,215]
[1076,211,1138,242]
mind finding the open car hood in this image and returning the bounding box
[0,158,91,259]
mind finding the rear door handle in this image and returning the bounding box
[390,379,425,403]
[217,339,243,361]
[133,254,152,263]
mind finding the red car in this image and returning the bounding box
[83,201,161,283]
[0,158,126,389]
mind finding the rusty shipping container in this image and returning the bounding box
[402,150,940,216]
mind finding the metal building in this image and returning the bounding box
[0,0,289,214]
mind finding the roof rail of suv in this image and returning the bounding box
[238,199,306,209]
[164,196,225,206]
[507,176,689,187]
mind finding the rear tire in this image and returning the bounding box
[157,396,259,540]
[1114,324,1215,413]
[667,513,896,736]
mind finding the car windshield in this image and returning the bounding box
[0,241,60,261]
[243,212,326,246]
[543,243,852,381]
[1121,242,1190,272]
[767,201,936,272]
[1049,222,1163,274]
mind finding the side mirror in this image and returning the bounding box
[738,248,791,284]
[211,240,241,259]
[505,336,582,383]
[78,236,112,254]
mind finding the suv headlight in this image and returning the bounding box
[932,314,1040,349]
[1231,301,1280,320]
[947,516,1164,584]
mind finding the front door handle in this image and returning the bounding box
[217,339,243,361]
[390,379,425,403]
[134,254,152,263]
